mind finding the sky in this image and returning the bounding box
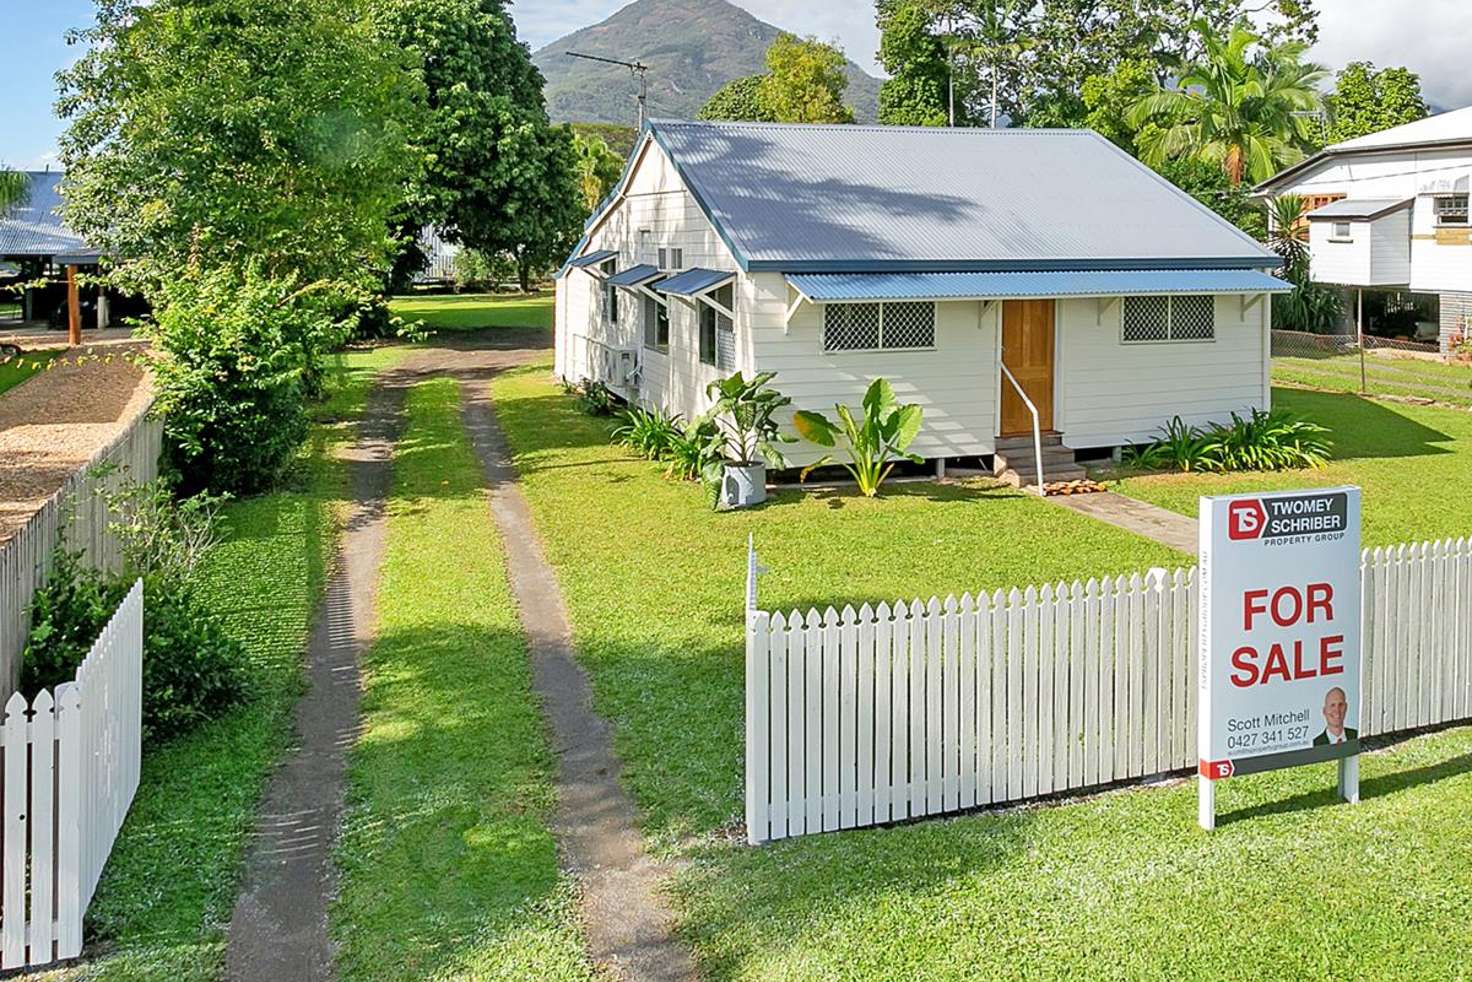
[5,0,1472,168]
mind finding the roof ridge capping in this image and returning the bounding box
[647,118,1103,135]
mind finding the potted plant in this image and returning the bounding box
[701,371,793,509]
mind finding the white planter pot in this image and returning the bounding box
[720,462,767,509]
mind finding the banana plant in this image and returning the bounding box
[792,378,924,496]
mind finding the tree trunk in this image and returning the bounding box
[518,254,532,293]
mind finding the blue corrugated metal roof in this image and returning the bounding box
[0,171,97,260]
[607,263,661,288]
[655,267,734,296]
[788,269,1293,302]
[646,121,1278,273]
[567,249,618,268]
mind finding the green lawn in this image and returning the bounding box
[0,348,64,397]
[489,366,1472,979]
[331,377,589,980]
[1114,387,1472,547]
[488,363,1183,848]
[57,345,407,980]
[673,724,1472,980]
[1274,350,1472,407]
[389,292,552,332]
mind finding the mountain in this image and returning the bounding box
[533,0,882,126]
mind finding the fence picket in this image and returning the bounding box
[958,595,976,810]
[784,610,803,837]
[1036,584,1054,797]
[989,590,1007,805]
[909,602,927,817]
[1007,589,1023,801]
[1052,584,1071,792]
[28,689,55,966]
[745,612,770,845]
[821,608,840,833]
[3,692,27,967]
[873,603,893,825]
[926,597,944,815]
[804,609,824,835]
[855,605,875,830]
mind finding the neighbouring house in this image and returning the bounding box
[0,169,113,333]
[554,120,1289,483]
[1256,106,1472,351]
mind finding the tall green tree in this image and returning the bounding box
[0,169,27,215]
[759,34,856,124]
[1324,62,1429,144]
[698,75,777,122]
[1128,21,1325,185]
[57,0,421,296]
[501,124,584,291]
[876,0,953,126]
[573,132,624,213]
[374,0,574,274]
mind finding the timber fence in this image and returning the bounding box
[745,537,1472,844]
[0,403,161,696]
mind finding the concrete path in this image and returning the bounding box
[224,374,405,981]
[453,350,698,982]
[1050,490,1199,554]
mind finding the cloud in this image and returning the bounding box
[1308,0,1472,110]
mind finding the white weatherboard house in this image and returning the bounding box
[1257,106,1472,351]
[554,120,1290,482]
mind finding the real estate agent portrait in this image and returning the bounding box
[1313,686,1357,745]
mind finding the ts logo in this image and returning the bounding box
[1228,499,1267,541]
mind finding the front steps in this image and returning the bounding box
[993,434,1087,492]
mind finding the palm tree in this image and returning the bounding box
[0,169,28,215]
[1128,21,1326,186]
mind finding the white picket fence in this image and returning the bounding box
[0,580,143,968]
[745,538,1472,844]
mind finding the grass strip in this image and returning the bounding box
[388,292,552,333]
[331,377,590,981]
[56,346,406,980]
[0,348,65,397]
[488,362,1183,847]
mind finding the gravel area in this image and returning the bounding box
[0,345,154,542]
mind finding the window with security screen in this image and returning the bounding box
[1122,295,1214,343]
[823,302,935,352]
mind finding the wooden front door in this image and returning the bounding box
[999,299,1055,436]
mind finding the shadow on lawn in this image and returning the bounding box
[1277,388,1455,460]
[1217,736,1472,826]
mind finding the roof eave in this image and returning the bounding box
[753,256,1282,274]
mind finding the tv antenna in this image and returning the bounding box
[566,51,650,130]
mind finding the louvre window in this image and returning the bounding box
[823,302,935,352]
[699,285,734,368]
[643,293,669,351]
[601,259,618,324]
[1121,295,1215,343]
[657,247,684,269]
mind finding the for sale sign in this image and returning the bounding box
[1198,488,1362,807]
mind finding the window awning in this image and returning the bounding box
[607,264,662,289]
[656,267,735,296]
[1305,198,1412,221]
[786,269,1292,302]
[567,249,618,268]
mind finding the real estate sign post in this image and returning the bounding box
[1197,487,1363,830]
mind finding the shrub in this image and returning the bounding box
[1121,416,1215,472]
[1202,409,1333,471]
[574,377,616,416]
[21,480,246,745]
[146,264,355,495]
[663,417,723,482]
[792,378,924,496]
[1273,278,1345,334]
[1126,410,1332,473]
[612,405,683,460]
